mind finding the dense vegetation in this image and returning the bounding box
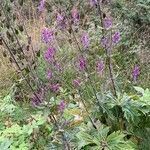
[0,0,150,149]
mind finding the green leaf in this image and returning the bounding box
[0,138,12,150]
[76,132,96,149]
[107,131,135,150]
[134,86,145,94]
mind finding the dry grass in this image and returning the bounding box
[0,46,16,97]
[0,7,46,97]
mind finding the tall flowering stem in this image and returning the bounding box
[52,2,104,126]
[65,15,104,114]
[97,1,124,129]
[97,0,117,97]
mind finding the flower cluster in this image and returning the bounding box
[100,31,121,48]
[38,0,46,12]
[103,17,112,29]
[41,28,54,44]
[56,12,67,29]
[58,100,66,112]
[96,60,105,74]
[112,32,121,44]
[44,47,56,62]
[132,65,140,81]
[71,7,80,24]
[50,83,60,93]
[31,88,45,107]
[81,33,90,49]
[78,56,87,71]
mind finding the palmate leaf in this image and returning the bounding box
[134,87,150,114]
[139,88,150,106]
[97,126,110,141]
[122,102,140,123]
[134,87,150,105]
[76,125,109,149]
[98,87,150,124]
[107,131,136,150]
[76,124,136,150]
[120,87,150,122]
[104,92,140,123]
[76,132,96,149]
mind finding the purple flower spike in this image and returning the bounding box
[50,83,60,93]
[90,0,97,7]
[41,28,54,44]
[101,36,110,48]
[46,70,52,79]
[58,100,66,112]
[112,32,121,44]
[44,47,56,62]
[81,33,90,49]
[71,7,80,24]
[96,60,105,74]
[56,12,67,29]
[103,17,112,29]
[73,79,81,87]
[78,56,87,71]
[38,0,45,12]
[132,65,140,81]
[31,88,44,107]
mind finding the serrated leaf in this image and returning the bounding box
[76,132,95,149]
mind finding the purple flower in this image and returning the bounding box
[41,28,54,44]
[103,17,112,29]
[132,65,140,81]
[73,79,81,87]
[31,88,44,107]
[96,60,105,74]
[38,0,45,12]
[71,7,80,24]
[58,100,66,112]
[78,56,87,71]
[50,83,60,93]
[81,33,90,49]
[101,36,110,48]
[112,32,121,44]
[90,0,97,7]
[56,12,67,29]
[46,70,52,79]
[44,47,56,62]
